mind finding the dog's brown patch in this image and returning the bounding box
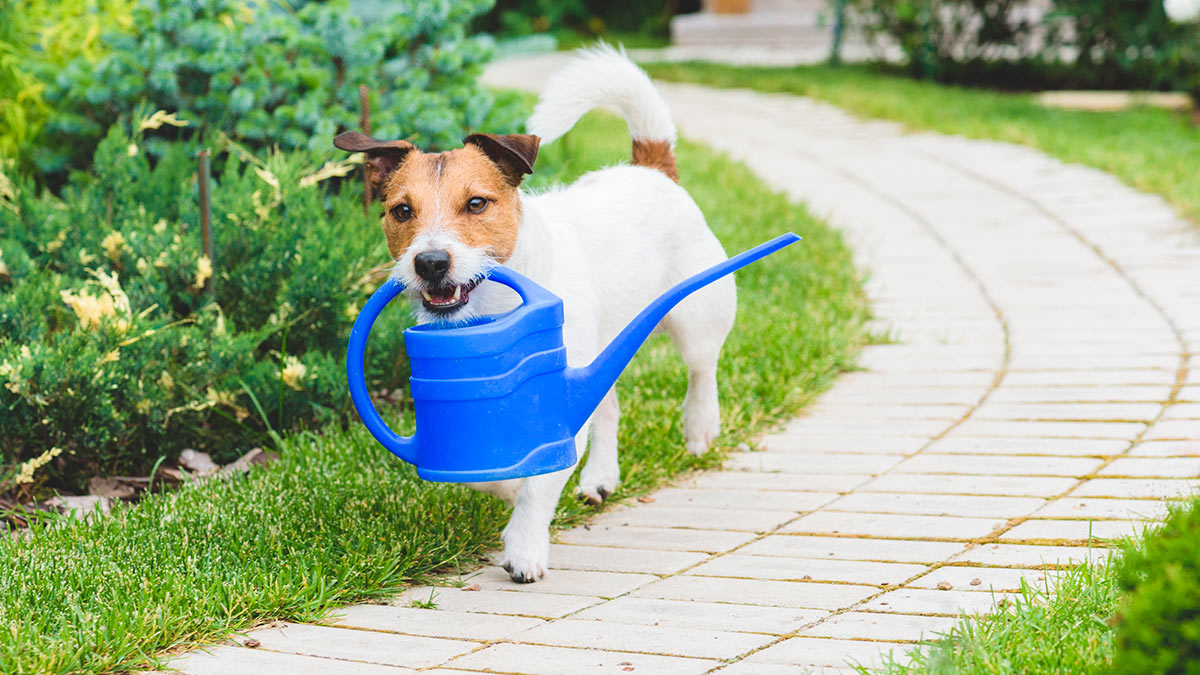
[632,139,678,183]
[378,144,523,262]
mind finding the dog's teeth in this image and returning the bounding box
[421,290,433,302]
[452,285,462,301]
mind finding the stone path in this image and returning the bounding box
[169,56,1200,674]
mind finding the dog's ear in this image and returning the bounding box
[464,133,540,186]
[333,131,416,196]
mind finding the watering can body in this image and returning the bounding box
[346,232,801,483]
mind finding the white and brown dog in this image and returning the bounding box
[334,46,735,583]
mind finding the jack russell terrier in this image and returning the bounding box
[334,46,735,583]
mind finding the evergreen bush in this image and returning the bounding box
[1111,498,1200,674]
[850,0,1200,100]
[0,112,413,491]
[38,0,525,176]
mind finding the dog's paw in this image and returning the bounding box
[498,525,549,584]
[498,550,547,584]
[686,426,719,456]
[577,460,620,505]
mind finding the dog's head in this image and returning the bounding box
[333,131,540,323]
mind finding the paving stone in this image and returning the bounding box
[926,437,1128,456]
[860,473,1078,497]
[471,567,656,598]
[909,565,1053,592]
[512,617,772,659]
[762,434,929,454]
[726,452,904,475]
[445,643,715,675]
[741,535,967,564]
[742,636,909,668]
[685,553,927,586]
[1035,497,1170,520]
[862,588,1013,616]
[631,575,877,610]
[555,524,757,554]
[986,386,1172,404]
[782,511,1003,540]
[229,623,476,669]
[892,454,1103,477]
[951,543,1113,567]
[973,403,1161,422]
[1071,478,1198,499]
[680,471,873,493]
[800,612,959,641]
[648,487,839,512]
[1129,440,1200,456]
[949,420,1146,439]
[546,544,707,575]
[1144,420,1200,440]
[1163,403,1200,419]
[818,386,985,405]
[720,662,859,675]
[332,605,544,641]
[827,492,1045,518]
[776,419,948,438]
[571,596,825,634]
[1000,518,1154,542]
[593,504,796,532]
[169,646,419,674]
[1100,457,1200,477]
[1002,370,1175,387]
[390,586,598,618]
[802,403,971,421]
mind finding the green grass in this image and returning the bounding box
[867,554,1122,675]
[642,62,1200,224]
[0,110,868,674]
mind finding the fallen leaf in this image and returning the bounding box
[243,638,260,648]
[87,477,137,500]
[800,575,813,581]
[463,584,481,592]
[970,578,982,586]
[937,581,953,590]
[637,496,655,503]
[623,668,634,672]
[179,448,218,474]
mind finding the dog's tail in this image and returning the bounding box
[527,44,679,182]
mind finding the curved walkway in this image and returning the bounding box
[170,57,1200,674]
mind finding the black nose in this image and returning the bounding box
[413,250,451,283]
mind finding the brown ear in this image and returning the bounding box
[464,133,540,186]
[333,131,416,196]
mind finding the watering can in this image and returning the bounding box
[346,232,800,483]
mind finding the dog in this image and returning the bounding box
[334,46,736,583]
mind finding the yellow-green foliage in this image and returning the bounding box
[0,0,134,166]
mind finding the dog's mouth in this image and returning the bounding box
[419,279,480,314]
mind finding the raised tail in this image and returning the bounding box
[526,44,679,182]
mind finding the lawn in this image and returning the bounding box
[642,62,1200,225]
[0,109,868,674]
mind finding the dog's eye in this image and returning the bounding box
[390,203,413,222]
[466,197,488,214]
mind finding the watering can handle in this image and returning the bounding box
[346,268,553,463]
[347,277,418,464]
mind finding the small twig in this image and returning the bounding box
[360,84,372,212]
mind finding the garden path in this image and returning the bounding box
[168,54,1200,674]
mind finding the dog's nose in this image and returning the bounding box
[413,250,451,283]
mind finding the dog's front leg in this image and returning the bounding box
[498,423,589,583]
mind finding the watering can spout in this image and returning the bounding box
[563,232,801,434]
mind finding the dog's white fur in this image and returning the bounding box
[405,46,736,582]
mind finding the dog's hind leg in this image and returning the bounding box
[666,280,735,456]
[498,422,589,583]
[578,387,620,504]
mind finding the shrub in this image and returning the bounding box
[1111,498,1200,674]
[850,0,1200,99]
[0,0,136,172]
[476,0,692,39]
[37,0,525,176]
[0,112,414,491]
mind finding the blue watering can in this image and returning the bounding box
[346,232,800,483]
